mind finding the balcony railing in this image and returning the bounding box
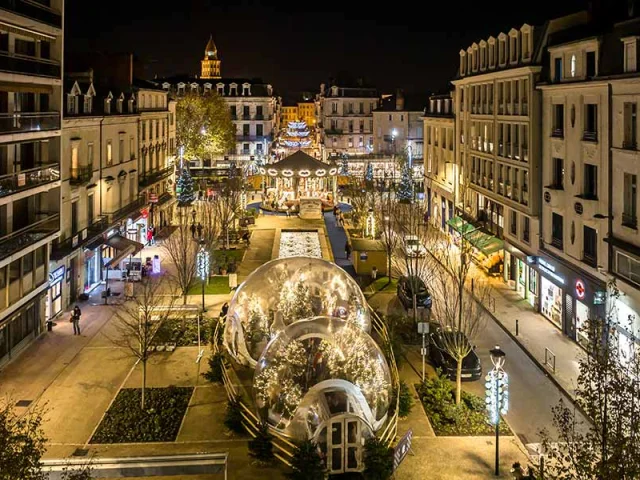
[139,166,173,187]
[622,212,638,229]
[623,140,637,150]
[105,196,147,224]
[0,112,60,134]
[583,252,598,268]
[551,237,563,250]
[236,135,272,142]
[0,213,59,261]
[0,0,62,28]
[0,163,59,198]
[51,216,109,260]
[552,128,564,138]
[69,165,92,185]
[0,51,61,78]
[583,131,598,142]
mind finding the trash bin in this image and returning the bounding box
[46,320,53,332]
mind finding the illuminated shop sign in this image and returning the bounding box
[538,258,565,285]
[575,279,586,300]
[49,266,65,285]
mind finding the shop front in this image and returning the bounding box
[83,244,102,294]
[46,265,65,320]
[532,253,606,345]
[446,217,504,276]
[504,243,538,308]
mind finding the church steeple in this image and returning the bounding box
[201,34,221,79]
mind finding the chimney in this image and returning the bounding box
[396,89,404,110]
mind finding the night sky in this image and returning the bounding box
[66,0,588,97]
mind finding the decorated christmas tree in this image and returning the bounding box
[283,121,312,150]
[176,165,196,206]
[248,422,274,463]
[397,160,413,203]
[364,162,373,183]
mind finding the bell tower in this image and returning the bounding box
[201,35,221,79]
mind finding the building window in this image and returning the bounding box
[256,124,263,136]
[243,105,250,119]
[583,164,598,200]
[584,104,598,141]
[256,143,263,153]
[616,250,640,286]
[129,137,135,160]
[554,57,562,82]
[624,103,637,149]
[570,54,577,78]
[583,226,597,267]
[106,141,112,166]
[624,39,637,73]
[119,137,124,163]
[552,104,564,137]
[586,51,596,78]
[510,210,517,235]
[551,213,564,249]
[242,143,250,153]
[230,105,236,119]
[332,103,337,114]
[551,157,564,189]
[88,143,94,170]
[624,173,638,228]
[243,124,250,136]
[359,102,364,114]
[523,216,530,243]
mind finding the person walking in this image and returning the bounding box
[146,228,153,246]
[190,223,197,238]
[339,211,345,228]
[196,222,203,239]
[220,302,229,319]
[71,305,81,335]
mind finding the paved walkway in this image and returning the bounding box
[323,211,356,277]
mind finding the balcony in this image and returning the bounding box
[255,114,264,120]
[69,165,92,185]
[105,196,147,224]
[583,131,598,142]
[0,163,59,199]
[0,51,61,78]
[552,129,564,139]
[583,252,598,268]
[0,213,59,261]
[51,216,109,261]
[236,135,272,142]
[0,112,60,135]
[325,129,343,135]
[551,237,563,250]
[0,0,62,28]
[156,191,173,207]
[622,212,638,229]
[623,140,637,150]
[139,166,173,188]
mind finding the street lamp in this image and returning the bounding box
[486,345,509,477]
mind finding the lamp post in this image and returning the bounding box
[196,241,209,314]
[486,345,508,477]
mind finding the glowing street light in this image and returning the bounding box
[485,345,508,477]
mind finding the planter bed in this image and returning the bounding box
[90,387,193,443]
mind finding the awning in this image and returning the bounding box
[446,217,503,256]
[103,234,144,269]
[446,216,478,236]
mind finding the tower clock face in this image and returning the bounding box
[208,51,214,56]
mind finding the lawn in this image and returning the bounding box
[371,276,398,292]
[416,372,511,436]
[152,316,215,347]
[187,276,232,295]
[213,248,245,264]
[91,387,193,443]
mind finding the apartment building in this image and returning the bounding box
[452,14,585,308]
[48,68,175,319]
[373,91,424,162]
[0,0,63,365]
[317,81,378,161]
[159,37,277,174]
[424,94,456,233]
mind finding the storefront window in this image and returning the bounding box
[518,260,526,286]
[529,267,537,295]
[575,300,590,346]
[541,276,563,328]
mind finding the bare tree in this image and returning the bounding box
[216,177,242,249]
[376,185,400,284]
[162,211,198,304]
[110,274,177,409]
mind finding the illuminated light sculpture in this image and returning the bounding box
[282,120,313,149]
[485,345,508,477]
[223,256,371,367]
[365,209,376,239]
[196,243,210,313]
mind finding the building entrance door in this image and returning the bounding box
[327,415,364,474]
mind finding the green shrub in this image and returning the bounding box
[398,381,413,418]
[224,396,245,434]
[202,352,223,383]
[90,387,193,443]
[248,422,274,463]
[287,439,325,480]
[363,437,394,480]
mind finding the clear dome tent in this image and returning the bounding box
[253,317,392,440]
[224,257,370,367]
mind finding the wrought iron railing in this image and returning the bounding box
[0,112,60,134]
[0,164,59,198]
[139,166,173,187]
[69,165,92,185]
[0,214,59,261]
[51,216,108,260]
[105,196,147,224]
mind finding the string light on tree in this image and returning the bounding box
[364,162,373,182]
[176,163,196,206]
[196,246,210,281]
[397,160,413,203]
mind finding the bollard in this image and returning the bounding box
[515,319,519,336]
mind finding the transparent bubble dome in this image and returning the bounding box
[224,256,370,367]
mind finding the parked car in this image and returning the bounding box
[397,275,432,310]
[403,235,427,257]
[428,329,482,381]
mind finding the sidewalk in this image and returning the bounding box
[323,211,357,277]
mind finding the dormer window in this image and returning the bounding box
[467,48,472,73]
[472,44,478,72]
[117,94,124,113]
[623,36,639,73]
[190,82,199,93]
[479,41,487,70]
[509,29,519,64]
[104,93,113,114]
[229,83,238,95]
[84,95,92,114]
[242,83,251,96]
[521,24,532,61]
[162,82,170,90]
[459,51,466,76]
[204,83,212,94]
[498,34,507,66]
[331,85,339,96]
[267,84,273,96]
[128,96,134,113]
[570,54,577,78]
[488,37,496,68]
[67,94,78,114]
[177,83,185,95]
[216,83,225,95]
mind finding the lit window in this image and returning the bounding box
[570,55,577,78]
